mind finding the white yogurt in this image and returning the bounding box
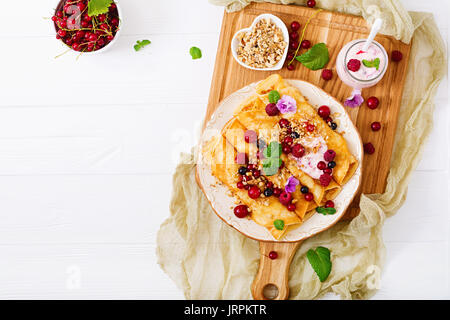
[290,136,328,179]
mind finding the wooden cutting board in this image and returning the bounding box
[205,3,411,220]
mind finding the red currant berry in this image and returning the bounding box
[307,0,316,8]
[287,203,296,211]
[266,103,279,116]
[287,64,295,71]
[248,186,261,199]
[367,97,380,109]
[304,193,314,202]
[269,251,278,260]
[291,21,301,31]
[325,200,335,208]
[392,50,403,62]
[371,121,382,132]
[283,136,293,145]
[301,40,311,49]
[364,143,376,155]
[292,144,305,158]
[318,105,331,118]
[234,205,249,218]
[317,161,327,170]
[237,181,245,189]
[279,119,290,128]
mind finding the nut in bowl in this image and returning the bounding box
[53,0,122,54]
[231,14,289,71]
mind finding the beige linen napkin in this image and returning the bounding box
[157,0,446,299]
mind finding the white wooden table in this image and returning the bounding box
[0,0,447,299]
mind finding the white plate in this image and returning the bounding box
[197,80,363,242]
[231,14,290,71]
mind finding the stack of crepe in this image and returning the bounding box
[202,74,358,240]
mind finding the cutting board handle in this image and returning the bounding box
[251,241,302,300]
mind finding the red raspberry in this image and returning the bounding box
[321,69,333,81]
[347,59,361,72]
[320,173,332,187]
[324,150,336,162]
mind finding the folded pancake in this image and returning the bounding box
[202,135,302,240]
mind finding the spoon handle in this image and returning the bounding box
[362,18,383,52]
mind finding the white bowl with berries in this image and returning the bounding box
[52,0,122,55]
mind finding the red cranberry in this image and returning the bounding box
[371,121,382,132]
[266,103,279,116]
[304,193,314,202]
[301,40,311,49]
[347,59,361,72]
[317,161,327,170]
[291,21,301,31]
[292,144,305,158]
[318,105,331,118]
[287,203,296,211]
[237,182,245,189]
[279,119,290,128]
[319,173,332,187]
[234,205,249,218]
[282,144,292,154]
[323,168,332,175]
[290,31,299,41]
[253,170,261,178]
[290,41,299,50]
[279,192,293,206]
[273,188,282,197]
[392,50,403,62]
[244,130,257,143]
[325,200,335,208]
[283,136,293,145]
[269,251,278,260]
[364,143,375,155]
[306,123,315,132]
[320,69,333,81]
[307,0,316,8]
[248,186,261,199]
[367,97,380,109]
[287,64,295,71]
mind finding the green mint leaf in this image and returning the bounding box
[268,90,281,104]
[274,219,285,231]
[190,47,202,60]
[315,207,337,215]
[362,58,380,70]
[296,43,330,71]
[134,39,151,51]
[262,157,282,176]
[88,0,113,17]
[307,247,332,282]
[263,141,282,159]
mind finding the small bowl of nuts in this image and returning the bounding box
[231,14,289,71]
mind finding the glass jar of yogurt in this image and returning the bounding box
[336,39,388,90]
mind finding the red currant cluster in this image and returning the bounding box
[52,0,120,52]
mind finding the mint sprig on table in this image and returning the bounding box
[134,40,151,52]
[88,0,113,16]
[189,47,202,60]
[296,43,330,70]
[362,58,380,70]
[307,247,332,282]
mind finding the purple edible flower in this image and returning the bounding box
[285,176,299,193]
[276,95,297,114]
[344,89,364,108]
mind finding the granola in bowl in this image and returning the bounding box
[234,16,288,70]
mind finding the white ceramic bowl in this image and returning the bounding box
[53,0,122,55]
[231,14,290,71]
